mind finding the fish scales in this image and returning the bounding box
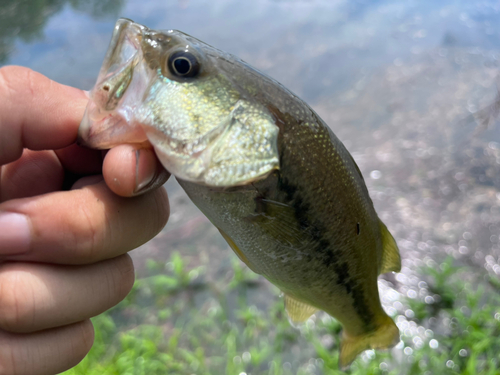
[180,103,381,333]
[192,55,384,330]
[78,18,402,368]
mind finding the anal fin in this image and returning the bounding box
[379,220,401,274]
[284,294,317,324]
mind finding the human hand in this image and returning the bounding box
[0,66,170,375]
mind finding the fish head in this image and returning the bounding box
[78,18,280,187]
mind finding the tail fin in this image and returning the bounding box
[339,315,400,369]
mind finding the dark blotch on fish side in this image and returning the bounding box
[275,173,375,328]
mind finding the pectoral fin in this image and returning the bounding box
[246,198,305,246]
[378,220,401,274]
[218,227,259,274]
[284,294,317,324]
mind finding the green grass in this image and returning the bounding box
[62,254,500,375]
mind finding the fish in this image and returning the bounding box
[78,18,402,368]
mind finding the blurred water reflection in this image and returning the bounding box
[2,0,500,373]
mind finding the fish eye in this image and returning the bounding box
[167,51,200,78]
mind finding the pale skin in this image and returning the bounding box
[0,66,170,375]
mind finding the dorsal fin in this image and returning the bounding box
[378,220,401,274]
[284,293,317,324]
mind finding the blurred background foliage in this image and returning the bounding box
[0,0,124,63]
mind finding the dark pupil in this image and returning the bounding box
[167,51,200,78]
[174,58,191,75]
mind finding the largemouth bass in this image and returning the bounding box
[78,18,402,367]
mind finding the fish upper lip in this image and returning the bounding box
[99,19,145,79]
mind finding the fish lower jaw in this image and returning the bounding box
[78,109,149,149]
[162,159,277,187]
[151,139,278,187]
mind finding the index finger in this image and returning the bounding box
[0,180,169,264]
[0,66,89,165]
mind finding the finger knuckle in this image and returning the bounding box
[115,254,135,297]
[56,321,95,373]
[0,265,36,332]
[77,319,95,354]
[151,188,170,235]
[101,255,135,304]
[0,334,17,375]
[0,66,34,99]
[71,198,106,262]
[0,66,18,93]
[0,67,29,164]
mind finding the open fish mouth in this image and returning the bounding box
[78,19,148,149]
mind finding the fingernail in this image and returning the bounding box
[134,149,156,194]
[0,212,31,255]
[71,175,104,190]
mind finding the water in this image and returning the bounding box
[2,0,500,373]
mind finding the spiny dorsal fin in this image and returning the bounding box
[284,293,317,324]
[378,220,401,274]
